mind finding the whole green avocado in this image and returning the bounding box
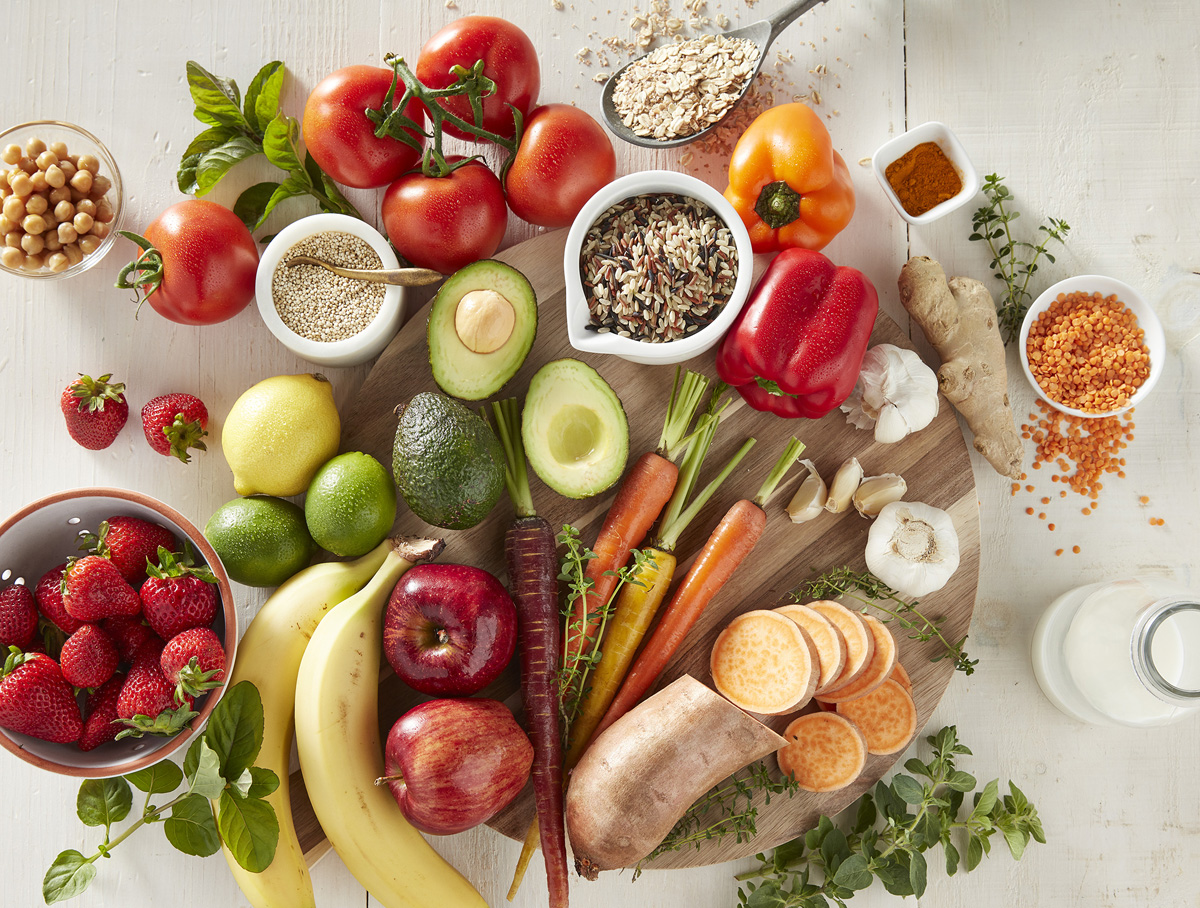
[392,391,505,530]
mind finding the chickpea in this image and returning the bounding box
[8,171,33,196]
[46,251,69,272]
[54,200,74,221]
[1,144,21,165]
[77,154,100,175]
[89,221,110,240]
[72,211,93,234]
[18,157,37,176]
[69,169,93,193]
[29,170,48,192]
[58,159,76,181]
[48,141,68,159]
[3,196,25,221]
[35,151,58,170]
[63,243,82,265]
[75,198,96,217]
[24,137,46,157]
[49,186,71,205]
[94,198,113,223]
[70,187,87,203]
[43,231,62,252]
[0,170,8,191]
[25,193,48,216]
[21,251,43,271]
[45,164,65,188]
[0,246,24,269]
[78,234,101,255]
[21,232,44,255]
[89,174,112,197]
[0,215,11,235]
[21,213,46,234]
[57,223,78,245]
[40,211,57,231]
[5,231,21,248]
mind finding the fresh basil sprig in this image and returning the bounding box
[177,61,362,232]
[42,681,280,905]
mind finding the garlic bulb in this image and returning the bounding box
[841,344,939,444]
[864,500,959,597]
[824,457,863,514]
[786,459,827,523]
[852,473,907,518]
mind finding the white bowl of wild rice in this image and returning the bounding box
[565,170,753,366]
[256,213,405,367]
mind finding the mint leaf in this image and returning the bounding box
[204,680,265,782]
[195,136,263,196]
[217,789,279,873]
[76,777,132,827]
[188,739,227,799]
[244,60,284,134]
[831,854,872,890]
[164,793,221,857]
[126,761,184,796]
[262,112,303,173]
[243,766,280,799]
[43,850,95,904]
[187,61,244,129]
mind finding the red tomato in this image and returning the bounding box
[505,104,617,228]
[302,65,425,189]
[416,16,539,142]
[381,158,508,275]
[130,200,258,326]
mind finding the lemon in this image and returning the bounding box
[205,496,317,588]
[305,452,397,557]
[222,374,341,497]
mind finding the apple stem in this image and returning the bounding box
[373,774,404,786]
[436,627,449,646]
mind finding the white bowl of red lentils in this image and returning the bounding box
[1019,275,1165,419]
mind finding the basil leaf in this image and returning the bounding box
[187,61,244,129]
[217,788,279,873]
[244,60,284,135]
[891,773,925,806]
[262,112,302,174]
[204,680,265,782]
[42,850,96,904]
[195,135,262,196]
[235,176,308,232]
[125,760,184,795]
[164,793,221,857]
[304,150,324,187]
[908,848,928,898]
[831,853,872,891]
[319,171,358,216]
[188,739,227,799]
[246,766,280,799]
[76,777,132,827]
[177,125,237,194]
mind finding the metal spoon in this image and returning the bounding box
[285,255,444,287]
[600,0,830,149]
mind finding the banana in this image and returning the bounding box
[218,540,392,908]
[294,536,487,908]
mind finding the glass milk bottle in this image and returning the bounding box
[1031,577,1200,726]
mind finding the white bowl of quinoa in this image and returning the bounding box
[256,213,405,367]
[564,170,754,366]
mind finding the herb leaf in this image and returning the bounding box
[217,789,279,873]
[76,777,132,828]
[163,793,221,857]
[244,60,285,134]
[187,739,228,799]
[204,680,264,782]
[186,62,244,129]
[262,112,303,174]
[195,135,263,196]
[126,761,184,795]
[42,851,96,904]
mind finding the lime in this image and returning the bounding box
[205,496,317,587]
[305,452,397,557]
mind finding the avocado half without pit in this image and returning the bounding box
[522,359,629,499]
[427,260,538,401]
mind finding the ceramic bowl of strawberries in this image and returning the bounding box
[0,487,236,777]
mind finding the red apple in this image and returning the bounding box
[382,698,533,835]
[383,563,517,696]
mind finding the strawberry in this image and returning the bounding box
[34,563,87,638]
[115,639,196,739]
[0,584,38,650]
[140,548,219,641]
[161,627,225,702]
[60,625,119,689]
[60,373,129,450]
[78,516,178,585]
[141,393,208,463]
[0,648,83,743]
[62,556,142,623]
[78,672,125,752]
[102,616,159,663]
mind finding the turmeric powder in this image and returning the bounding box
[885,142,963,216]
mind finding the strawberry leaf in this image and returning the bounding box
[125,760,184,796]
[204,680,264,782]
[43,850,96,904]
[164,793,222,857]
[217,788,279,872]
[76,777,132,828]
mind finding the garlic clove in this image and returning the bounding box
[874,404,911,444]
[852,473,907,518]
[786,459,828,523]
[824,457,863,513]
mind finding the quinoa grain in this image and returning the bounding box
[272,231,386,343]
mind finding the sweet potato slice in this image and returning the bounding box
[814,614,897,703]
[836,679,916,755]
[710,609,818,715]
[777,712,867,792]
[774,603,847,694]
[809,600,874,692]
[891,661,913,695]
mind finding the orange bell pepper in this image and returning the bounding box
[723,103,855,253]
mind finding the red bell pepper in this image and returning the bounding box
[716,248,878,419]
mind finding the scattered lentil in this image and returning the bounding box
[580,193,737,343]
[1073,545,1081,554]
[1020,400,1134,506]
[1055,549,1064,557]
[272,231,385,343]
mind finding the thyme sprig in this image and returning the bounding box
[792,567,977,675]
[735,726,1045,907]
[968,173,1071,344]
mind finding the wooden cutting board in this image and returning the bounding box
[289,228,979,870]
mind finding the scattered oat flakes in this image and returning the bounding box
[593,72,611,82]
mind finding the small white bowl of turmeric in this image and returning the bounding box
[1019,275,1165,419]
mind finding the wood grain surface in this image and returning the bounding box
[287,227,980,868]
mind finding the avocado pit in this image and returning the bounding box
[454,290,516,354]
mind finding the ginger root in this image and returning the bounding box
[897,256,1023,479]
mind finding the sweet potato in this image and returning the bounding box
[891,661,913,695]
[565,674,786,878]
[774,603,846,694]
[777,712,867,792]
[836,679,916,755]
[809,600,874,691]
[814,614,897,704]
[710,609,819,715]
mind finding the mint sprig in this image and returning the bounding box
[43,681,280,904]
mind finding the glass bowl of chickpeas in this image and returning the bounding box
[0,120,123,280]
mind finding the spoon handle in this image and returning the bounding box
[768,0,830,45]
[286,255,444,287]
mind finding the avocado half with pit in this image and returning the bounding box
[427,260,537,401]
[522,359,629,500]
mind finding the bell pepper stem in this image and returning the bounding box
[754,180,803,229]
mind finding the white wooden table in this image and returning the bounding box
[3,1,1199,905]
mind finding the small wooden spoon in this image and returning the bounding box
[285,255,444,287]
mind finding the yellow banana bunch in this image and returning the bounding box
[294,536,487,908]
[218,540,392,908]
